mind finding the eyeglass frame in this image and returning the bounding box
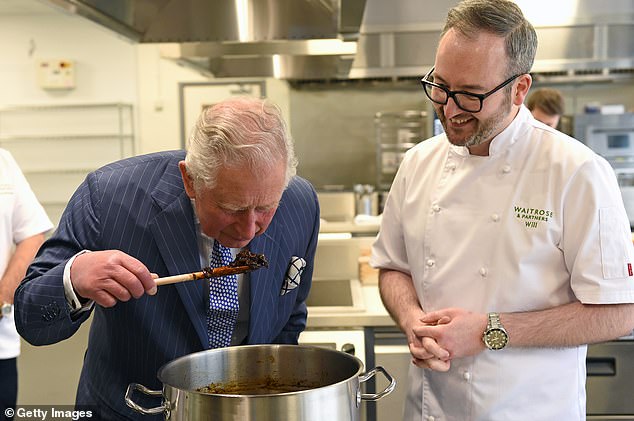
[420,67,524,113]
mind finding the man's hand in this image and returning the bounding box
[405,313,452,371]
[414,308,488,360]
[70,250,157,308]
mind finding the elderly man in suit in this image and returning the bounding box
[13,97,320,420]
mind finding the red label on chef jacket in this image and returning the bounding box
[628,263,633,277]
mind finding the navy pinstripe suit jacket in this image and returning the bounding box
[14,150,320,420]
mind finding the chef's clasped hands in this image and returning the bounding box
[408,308,489,372]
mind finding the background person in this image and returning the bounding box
[526,87,565,128]
[13,97,320,420]
[372,1,634,420]
[0,149,52,421]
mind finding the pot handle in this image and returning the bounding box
[125,383,166,415]
[359,366,396,401]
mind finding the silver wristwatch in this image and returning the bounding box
[0,302,12,319]
[482,312,509,350]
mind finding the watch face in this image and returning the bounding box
[485,329,508,350]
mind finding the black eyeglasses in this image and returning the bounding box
[420,67,523,113]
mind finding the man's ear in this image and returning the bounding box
[179,161,196,199]
[513,73,532,106]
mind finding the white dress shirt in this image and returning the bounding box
[371,106,634,420]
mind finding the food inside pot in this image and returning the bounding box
[197,376,321,395]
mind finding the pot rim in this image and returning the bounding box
[157,344,365,398]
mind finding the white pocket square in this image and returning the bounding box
[281,256,306,296]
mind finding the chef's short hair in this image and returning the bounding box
[185,96,297,190]
[441,0,538,79]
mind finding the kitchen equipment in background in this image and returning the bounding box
[574,112,634,226]
[318,190,356,222]
[367,327,411,421]
[432,110,444,136]
[305,278,365,312]
[586,337,634,420]
[353,184,378,216]
[317,190,381,234]
[616,168,634,227]
[309,235,375,313]
[574,112,634,163]
[375,110,428,191]
[299,329,367,368]
[125,344,395,421]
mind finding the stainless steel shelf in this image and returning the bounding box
[0,102,131,112]
[0,103,135,227]
[375,110,427,191]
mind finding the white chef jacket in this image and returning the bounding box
[0,149,53,359]
[371,105,634,421]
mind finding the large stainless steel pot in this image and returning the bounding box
[125,344,395,421]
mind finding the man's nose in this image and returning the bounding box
[234,210,259,239]
[443,96,463,118]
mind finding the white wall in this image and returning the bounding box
[135,44,207,153]
[135,44,292,154]
[0,12,137,105]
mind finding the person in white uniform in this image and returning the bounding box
[0,148,52,419]
[526,87,565,129]
[370,1,634,420]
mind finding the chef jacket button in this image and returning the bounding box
[491,213,499,222]
[502,165,511,173]
[427,416,436,421]
[447,163,456,171]
[479,267,487,277]
[463,371,471,381]
[426,259,435,268]
[432,204,441,213]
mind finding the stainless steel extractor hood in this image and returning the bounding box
[351,0,634,82]
[41,0,366,79]
[40,0,634,81]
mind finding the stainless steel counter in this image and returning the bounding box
[306,284,394,328]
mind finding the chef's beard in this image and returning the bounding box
[438,93,512,148]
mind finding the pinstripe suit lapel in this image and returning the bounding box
[247,214,285,343]
[150,174,208,348]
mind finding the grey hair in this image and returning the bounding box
[184,96,298,190]
[441,0,537,78]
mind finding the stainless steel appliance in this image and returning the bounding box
[574,112,634,227]
[375,110,428,191]
[587,337,634,420]
[368,327,410,421]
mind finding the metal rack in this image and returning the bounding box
[0,103,135,225]
[374,110,427,191]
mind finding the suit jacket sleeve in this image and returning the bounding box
[14,169,103,345]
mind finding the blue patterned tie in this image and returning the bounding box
[207,240,239,348]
